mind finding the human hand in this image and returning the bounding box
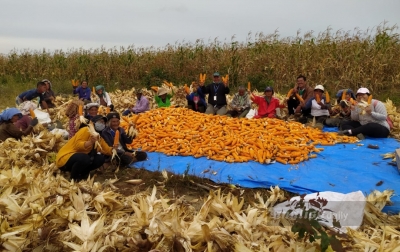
[30,117,39,127]
[295,106,302,113]
[365,105,372,114]
[113,144,119,149]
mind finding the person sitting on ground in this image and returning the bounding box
[15,101,36,131]
[338,87,390,139]
[185,82,206,113]
[40,79,56,108]
[0,108,38,142]
[85,103,100,121]
[286,75,314,118]
[55,115,117,181]
[199,72,230,115]
[102,112,147,167]
[250,86,281,119]
[226,86,251,118]
[325,89,355,127]
[302,85,331,127]
[95,85,114,111]
[155,87,174,108]
[65,99,85,138]
[122,89,150,116]
[16,81,48,110]
[73,80,91,104]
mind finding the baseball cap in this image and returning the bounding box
[213,72,220,77]
[314,85,325,92]
[356,87,370,95]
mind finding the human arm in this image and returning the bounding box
[369,100,388,121]
[104,92,112,107]
[73,86,80,95]
[303,97,314,110]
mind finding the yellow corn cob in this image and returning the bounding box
[325,91,330,103]
[367,95,372,104]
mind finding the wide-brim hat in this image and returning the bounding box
[157,87,168,96]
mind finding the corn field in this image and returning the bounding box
[0,23,399,102]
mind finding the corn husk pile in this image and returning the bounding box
[1,144,400,252]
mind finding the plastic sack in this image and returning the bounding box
[34,109,51,124]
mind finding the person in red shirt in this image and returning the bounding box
[250,86,281,119]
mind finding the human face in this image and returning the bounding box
[109,118,120,130]
[81,81,88,88]
[96,89,103,95]
[238,89,245,96]
[11,114,20,123]
[314,90,323,97]
[38,85,47,93]
[159,94,167,100]
[264,90,273,97]
[45,82,50,91]
[88,106,98,116]
[136,93,142,99]
[296,77,306,89]
[356,93,368,102]
[213,76,220,82]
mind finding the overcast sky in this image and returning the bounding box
[0,0,399,55]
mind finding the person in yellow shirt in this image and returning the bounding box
[56,115,116,181]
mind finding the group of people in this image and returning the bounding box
[0,73,392,181]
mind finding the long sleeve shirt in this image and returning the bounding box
[133,96,150,113]
[101,127,134,155]
[18,89,45,102]
[230,92,251,110]
[201,82,230,107]
[73,86,91,101]
[304,96,330,117]
[186,88,207,107]
[251,95,280,118]
[96,92,112,106]
[351,99,389,130]
[56,127,113,168]
[0,121,27,141]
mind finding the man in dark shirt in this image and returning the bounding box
[16,81,48,110]
[199,72,230,115]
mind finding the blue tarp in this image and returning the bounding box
[132,128,400,213]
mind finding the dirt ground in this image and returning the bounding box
[89,163,296,211]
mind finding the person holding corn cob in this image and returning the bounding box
[0,108,38,141]
[338,87,390,138]
[200,72,230,115]
[101,112,147,167]
[302,85,331,127]
[286,75,314,118]
[56,115,117,181]
[249,86,281,119]
[325,89,356,127]
[16,81,48,110]
[72,80,91,103]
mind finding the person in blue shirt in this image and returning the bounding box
[73,80,91,103]
[16,81,48,109]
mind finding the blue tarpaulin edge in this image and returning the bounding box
[131,129,400,213]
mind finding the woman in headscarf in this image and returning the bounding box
[95,85,114,111]
[41,79,56,108]
[0,108,38,141]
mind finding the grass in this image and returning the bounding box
[1,22,400,109]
